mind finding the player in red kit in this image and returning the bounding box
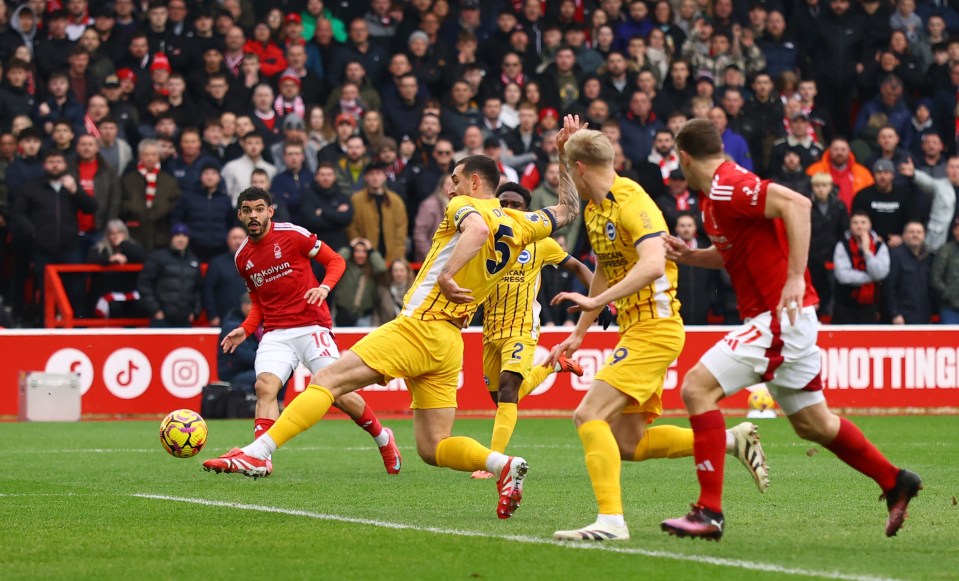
[209,187,401,476]
[660,120,921,540]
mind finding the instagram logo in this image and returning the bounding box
[171,359,199,387]
[161,348,210,398]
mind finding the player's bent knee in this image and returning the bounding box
[254,376,281,402]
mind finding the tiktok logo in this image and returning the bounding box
[103,348,152,399]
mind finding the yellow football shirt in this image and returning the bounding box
[402,195,557,323]
[584,175,681,330]
[483,236,570,341]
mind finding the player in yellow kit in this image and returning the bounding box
[547,117,769,541]
[470,182,594,479]
[203,153,583,520]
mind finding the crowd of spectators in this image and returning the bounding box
[0,0,957,330]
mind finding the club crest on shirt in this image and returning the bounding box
[606,221,617,241]
[517,249,531,264]
[274,243,283,259]
[526,212,540,223]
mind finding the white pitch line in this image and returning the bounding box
[133,493,900,581]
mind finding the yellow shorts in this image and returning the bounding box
[482,335,537,392]
[595,317,685,419]
[350,316,462,409]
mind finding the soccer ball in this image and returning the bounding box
[747,387,776,411]
[159,409,208,458]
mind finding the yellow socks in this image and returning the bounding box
[578,419,623,515]
[490,403,518,453]
[518,366,553,400]
[632,425,695,461]
[434,436,494,472]
[265,384,334,447]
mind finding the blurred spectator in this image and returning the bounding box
[87,220,148,319]
[708,106,753,170]
[217,291,258,393]
[120,139,181,251]
[164,128,220,195]
[300,161,354,252]
[655,168,700,234]
[898,156,959,252]
[407,138,455,220]
[413,174,450,262]
[377,258,412,325]
[854,75,911,139]
[852,159,917,247]
[806,138,875,212]
[97,117,133,175]
[138,223,202,328]
[833,211,890,324]
[221,132,276,206]
[883,221,934,324]
[35,71,81,137]
[771,112,824,170]
[203,226,248,328]
[866,126,911,187]
[171,162,234,262]
[620,90,663,162]
[741,72,783,174]
[318,114,358,164]
[647,128,680,183]
[912,132,946,179]
[333,237,386,327]
[69,134,121,253]
[808,0,862,138]
[772,149,812,196]
[335,134,370,196]
[270,141,313,220]
[809,173,850,319]
[11,150,97,322]
[931,218,959,323]
[674,213,719,325]
[347,162,408,263]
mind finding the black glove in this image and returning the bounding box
[596,304,614,330]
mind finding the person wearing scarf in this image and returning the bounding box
[833,211,891,323]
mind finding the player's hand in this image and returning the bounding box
[777,275,805,326]
[438,274,474,304]
[551,291,599,313]
[662,232,692,263]
[596,304,614,330]
[548,333,584,367]
[304,286,329,305]
[556,114,588,156]
[221,327,248,353]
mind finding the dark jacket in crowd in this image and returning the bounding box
[677,256,720,325]
[163,154,221,195]
[883,244,934,323]
[203,251,248,325]
[138,245,203,325]
[11,179,99,254]
[217,307,258,389]
[172,184,235,262]
[299,181,354,252]
[271,167,313,221]
[68,155,122,232]
[120,168,182,251]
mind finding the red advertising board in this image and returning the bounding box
[2,326,957,418]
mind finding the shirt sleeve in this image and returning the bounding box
[618,194,669,245]
[539,236,570,267]
[712,169,770,220]
[447,196,479,231]
[504,208,556,246]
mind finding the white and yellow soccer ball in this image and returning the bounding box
[747,387,776,411]
[159,409,208,458]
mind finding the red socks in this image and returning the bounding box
[824,417,899,491]
[254,418,275,440]
[690,410,727,513]
[353,404,384,438]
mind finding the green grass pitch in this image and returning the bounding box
[1,415,957,580]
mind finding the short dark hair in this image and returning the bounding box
[43,148,66,162]
[675,118,723,159]
[237,186,272,207]
[241,131,263,142]
[496,181,532,210]
[850,210,871,221]
[454,155,500,192]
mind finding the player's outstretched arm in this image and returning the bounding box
[765,183,812,324]
[561,255,594,289]
[662,233,725,269]
[437,212,490,304]
[546,114,583,230]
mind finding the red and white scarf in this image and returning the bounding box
[137,163,159,208]
[274,95,305,119]
[95,291,141,318]
[649,150,679,183]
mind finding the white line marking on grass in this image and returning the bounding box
[132,493,900,581]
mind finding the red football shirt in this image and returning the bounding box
[700,161,818,320]
[234,221,334,332]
